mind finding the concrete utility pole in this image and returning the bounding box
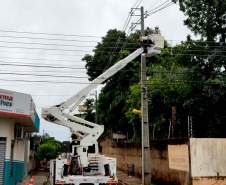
[140,6,151,185]
[95,90,98,124]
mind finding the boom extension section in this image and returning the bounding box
[42,48,144,166]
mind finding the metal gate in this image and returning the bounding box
[0,138,6,185]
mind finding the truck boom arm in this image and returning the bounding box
[60,48,143,112]
[42,48,144,146]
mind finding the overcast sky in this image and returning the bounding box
[0,0,192,141]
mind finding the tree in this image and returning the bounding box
[170,1,226,137]
[83,28,196,140]
[35,137,61,161]
[83,29,127,81]
[175,0,226,41]
[125,84,141,142]
[148,50,192,138]
[83,25,226,140]
[83,98,95,123]
[125,48,193,139]
[82,29,141,135]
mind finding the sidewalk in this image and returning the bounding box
[18,171,49,185]
[117,170,142,185]
[19,170,144,185]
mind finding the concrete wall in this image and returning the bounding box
[0,118,14,159]
[0,118,31,185]
[14,140,25,161]
[190,138,226,185]
[101,139,189,185]
[101,139,142,176]
[151,143,189,185]
[190,138,226,177]
[101,138,226,185]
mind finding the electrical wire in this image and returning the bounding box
[0,29,224,45]
[0,56,84,63]
[0,78,225,86]
[0,78,92,84]
[147,0,175,16]
[0,69,86,74]
[0,44,140,53]
[0,40,139,48]
[122,11,133,31]
[132,0,144,10]
[148,0,171,13]
[0,53,224,72]
[0,70,224,80]
[0,49,85,57]
[0,29,102,38]
[0,72,89,79]
[103,0,143,71]
[0,62,86,70]
[0,34,101,43]
[0,37,222,50]
[0,43,223,55]
[0,50,224,68]
[147,2,174,16]
[0,44,91,52]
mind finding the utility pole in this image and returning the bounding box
[140,6,151,185]
[95,90,98,124]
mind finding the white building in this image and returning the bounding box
[0,89,40,185]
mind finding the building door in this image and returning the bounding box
[24,139,28,177]
[0,138,6,185]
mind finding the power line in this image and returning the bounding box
[129,1,174,32]
[0,78,95,84]
[0,49,85,57]
[0,48,224,65]
[0,61,142,73]
[0,78,136,85]
[0,40,139,48]
[0,34,101,43]
[0,29,103,38]
[136,0,144,8]
[0,67,137,75]
[0,34,145,45]
[147,1,174,16]
[0,62,86,70]
[0,53,224,72]
[0,44,139,53]
[122,10,133,31]
[0,36,222,49]
[0,32,141,43]
[148,80,226,86]
[0,60,85,67]
[132,0,143,8]
[0,78,224,87]
[0,44,92,52]
[0,70,86,75]
[1,67,225,78]
[171,53,226,57]
[0,29,224,45]
[0,56,84,63]
[0,72,89,79]
[31,94,71,97]
[0,40,98,47]
[148,0,171,13]
[0,73,225,85]
[104,0,143,72]
[0,42,223,54]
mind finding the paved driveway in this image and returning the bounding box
[18,171,49,185]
